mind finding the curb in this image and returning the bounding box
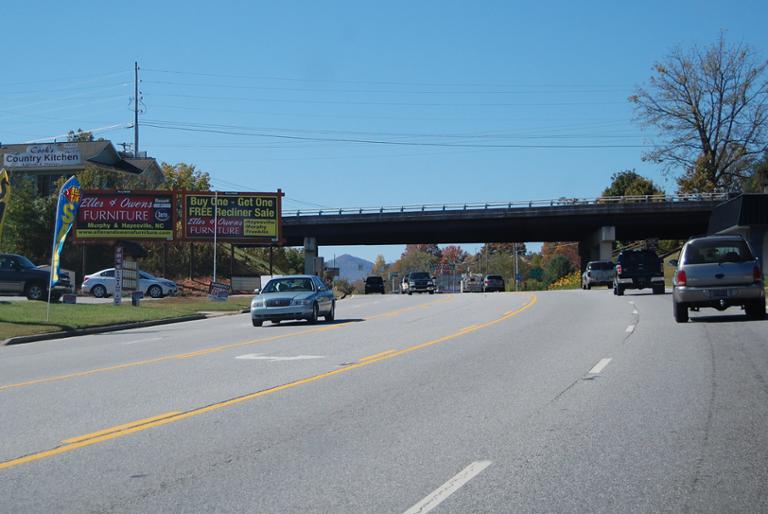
[2,314,211,346]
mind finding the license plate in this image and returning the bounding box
[709,289,727,298]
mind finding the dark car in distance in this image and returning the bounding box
[483,274,505,292]
[613,249,665,295]
[364,275,385,294]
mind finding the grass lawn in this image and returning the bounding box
[0,296,251,340]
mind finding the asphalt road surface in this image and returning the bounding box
[1,290,767,513]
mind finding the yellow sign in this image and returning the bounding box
[0,168,11,239]
[183,192,282,242]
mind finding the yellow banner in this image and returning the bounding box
[0,168,10,240]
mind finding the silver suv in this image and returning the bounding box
[672,235,765,322]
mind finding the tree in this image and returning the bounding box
[543,254,573,284]
[630,34,768,192]
[439,245,468,266]
[370,254,388,276]
[541,242,580,271]
[397,245,439,274]
[67,129,96,142]
[159,162,211,191]
[602,170,665,197]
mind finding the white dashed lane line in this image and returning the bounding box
[589,358,613,374]
[403,460,492,514]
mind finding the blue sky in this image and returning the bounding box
[1,1,765,262]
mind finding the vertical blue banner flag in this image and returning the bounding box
[50,176,81,288]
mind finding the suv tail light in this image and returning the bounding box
[754,266,762,284]
[676,270,687,286]
[616,264,622,275]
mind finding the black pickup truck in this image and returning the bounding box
[0,253,71,301]
[613,249,665,296]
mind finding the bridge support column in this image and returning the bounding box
[579,226,615,269]
[303,237,317,275]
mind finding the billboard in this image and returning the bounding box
[183,191,282,243]
[75,190,175,240]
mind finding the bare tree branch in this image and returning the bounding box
[630,34,768,192]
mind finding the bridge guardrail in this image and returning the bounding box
[283,193,731,217]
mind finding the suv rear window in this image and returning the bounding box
[486,275,503,280]
[684,240,753,264]
[410,272,430,279]
[365,276,383,284]
[590,262,613,270]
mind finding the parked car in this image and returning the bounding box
[613,249,665,295]
[364,275,385,294]
[672,235,765,322]
[483,274,505,292]
[81,268,178,298]
[582,260,615,289]
[250,274,335,326]
[0,253,71,301]
[460,273,483,293]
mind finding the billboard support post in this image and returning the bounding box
[212,190,218,282]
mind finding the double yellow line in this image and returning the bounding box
[0,294,536,471]
[0,296,453,393]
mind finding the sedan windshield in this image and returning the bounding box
[263,278,315,293]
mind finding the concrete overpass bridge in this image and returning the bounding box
[280,193,760,272]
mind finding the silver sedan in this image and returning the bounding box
[250,275,335,327]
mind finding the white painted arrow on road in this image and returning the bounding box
[235,353,325,361]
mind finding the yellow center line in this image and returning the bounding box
[0,294,536,471]
[62,412,182,444]
[359,350,397,362]
[0,296,453,393]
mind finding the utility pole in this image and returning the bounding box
[514,242,519,292]
[134,61,140,158]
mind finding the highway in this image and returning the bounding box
[1,290,767,513]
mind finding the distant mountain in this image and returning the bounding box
[328,254,374,283]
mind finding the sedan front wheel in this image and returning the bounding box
[147,285,163,298]
[308,302,319,324]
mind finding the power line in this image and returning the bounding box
[24,123,132,143]
[142,122,649,148]
[142,79,627,96]
[147,92,626,108]
[141,118,641,140]
[142,67,631,89]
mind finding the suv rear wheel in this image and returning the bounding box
[745,299,766,320]
[673,300,689,323]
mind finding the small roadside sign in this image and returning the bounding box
[208,282,230,302]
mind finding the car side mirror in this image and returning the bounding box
[254,288,261,294]
[668,259,678,267]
